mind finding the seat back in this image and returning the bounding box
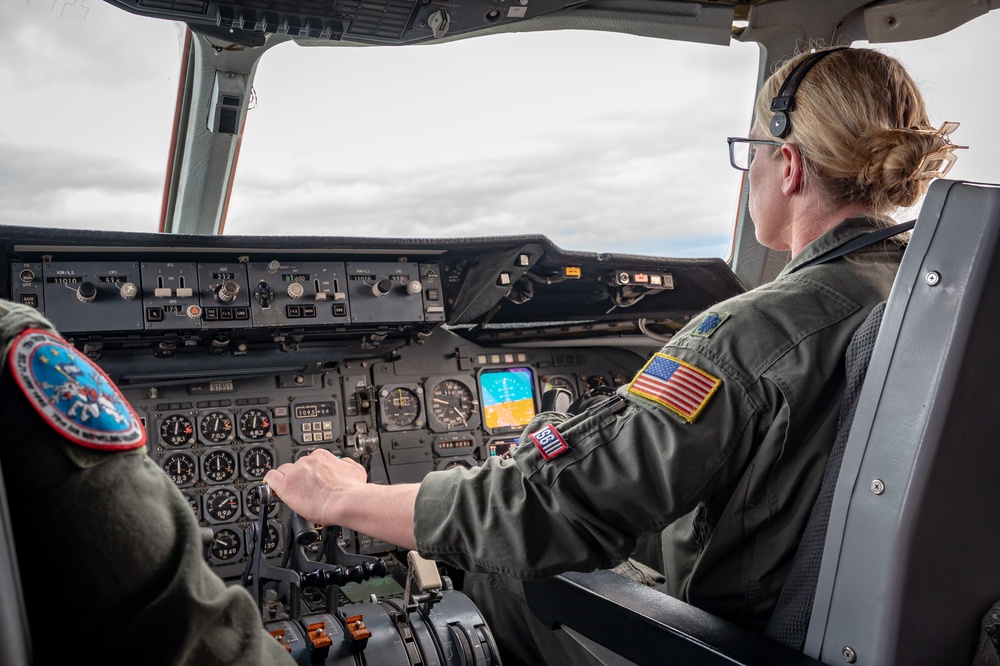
[764,301,887,650]
[803,179,1000,665]
[0,459,31,666]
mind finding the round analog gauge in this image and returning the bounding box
[262,523,281,556]
[430,379,476,430]
[243,447,275,479]
[159,414,195,447]
[204,487,240,522]
[199,411,234,444]
[162,452,196,486]
[202,450,237,484]
[542,375,578,401]
[183,491,200,518]
[245,485,277,518]
[210,528,242,561]
[239,408,271,440]
[380,386,421,428]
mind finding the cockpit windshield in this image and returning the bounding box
[3,2,998,259]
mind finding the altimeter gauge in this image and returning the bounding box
[430,379,477,431]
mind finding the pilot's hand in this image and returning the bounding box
[264,449,368,527]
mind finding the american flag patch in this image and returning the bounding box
[528,423,570,460]
[628,353,721,423]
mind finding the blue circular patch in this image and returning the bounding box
[9,328,145,450]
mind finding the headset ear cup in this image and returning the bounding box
[768,47,847,141]
[770,112,789,138]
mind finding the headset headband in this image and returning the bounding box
[769,47,848,138]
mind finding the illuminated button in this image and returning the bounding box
[322,431,333,441]
[302,433,313,442]
[322,421,332,430]
[650,275,663,286]
[497,273,511,286]
[302,423,312,432]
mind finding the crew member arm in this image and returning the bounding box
[414,356,760,579]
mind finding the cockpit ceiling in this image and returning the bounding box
[109,0,742,46]
[104,0,993,51]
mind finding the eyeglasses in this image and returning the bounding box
[727,137,784,171]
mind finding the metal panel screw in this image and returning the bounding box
[843,646,857,663]
[925,271,941,286]
[871,479,885,495]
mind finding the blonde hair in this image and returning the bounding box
[755,47,956,215]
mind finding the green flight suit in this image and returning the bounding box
[414,216,903,660]
[0,300,294,665]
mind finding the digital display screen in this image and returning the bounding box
[488,438,519,459]
[478,367,536,431]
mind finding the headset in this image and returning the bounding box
[769,47,848,138]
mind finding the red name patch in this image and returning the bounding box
[528,423,569,461]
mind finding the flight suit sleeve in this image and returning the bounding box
[0,329,294,664]
[413,348,762,579]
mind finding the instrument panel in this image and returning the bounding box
[0,224,746,664]
[118,327,641,577]
[0,224,743,580]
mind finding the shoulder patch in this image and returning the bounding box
[9,328,146,450]
[691,311,730,338]
[528,423,570,461]
[628,353,721,423]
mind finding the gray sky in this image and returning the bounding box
[3,2,999,259]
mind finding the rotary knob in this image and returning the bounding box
[372,278,393,298]
[119,282,138,300]
[76,281,98,303]
[217,280,240,303]
[406,280,422,296]
[287,282,305,299]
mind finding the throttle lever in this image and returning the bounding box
[243,484,303,619]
